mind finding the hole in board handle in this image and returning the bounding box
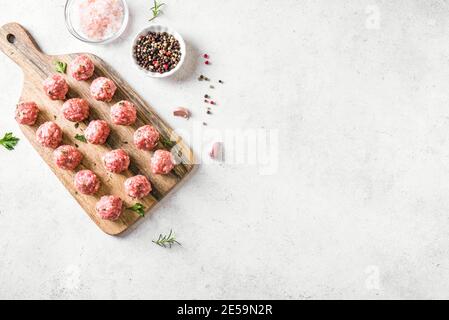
[6,34,15,44]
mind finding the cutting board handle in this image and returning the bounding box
[0,22,47,74]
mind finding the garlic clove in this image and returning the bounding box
[173,107,191,119]
[209,142,223,160]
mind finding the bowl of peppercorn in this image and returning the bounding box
[132,25,186,78]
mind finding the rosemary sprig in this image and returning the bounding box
[152,230,181,248]
[149,0,165,22]
[54,61,67,74]
[74,134,87,143]
[0,132,19,150]
[128,203,145,217]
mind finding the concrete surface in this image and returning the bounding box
[1,0,449,299]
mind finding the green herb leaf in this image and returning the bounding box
[152,229,181,248]
[0,132,19,151]
[75,134,87,143]
[128,203,145,217]
[160,136,175,148]
[149,0,165,22]
[54,61,67,74]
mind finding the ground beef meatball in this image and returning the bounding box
[85,120,110,144]
[15,102,39,125]
[151,150,175,174]
[43,74,69,100]
[134,125,160,151]
[110,100,137,125]
[36,121,63,149]
[102,149,130,173]
[54,145,83,170]
[95,195,122,221]
[69,54,95,81]
[74,170,100,195]
[62,98,90,122]
[124,175,152,199]
[90,77,116,102]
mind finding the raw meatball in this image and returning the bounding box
[110,100,136,125]
[95,195,122,221]
[43,74,69,100]
[85,120,110,144]
[36,121,63,149]
[103,149,130,173]
[62,98,90,122]
[74,170,100,195]
[15,102,39,125]
[124,175,152,199]
[54,145,83,170]
[90,77,116,102]
[69,54,95,81]
[151,150,174,174]
[134,125,160,151]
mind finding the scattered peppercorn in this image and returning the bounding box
[207,110,212,114]
[204,99,209,103]
[203,122,207,126]
[134,32,181,74]
[219,80,224,84]
[210,85,214,89]
[210,101,216,105]
[204,94,210,99]
[203,54,209,59]
[74,123,79,129]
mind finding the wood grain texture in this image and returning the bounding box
[0,22,195,235]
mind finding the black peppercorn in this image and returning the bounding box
[134,31,181,73]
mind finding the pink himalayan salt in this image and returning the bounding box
[78,0,124,41]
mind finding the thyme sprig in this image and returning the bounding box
[149,0,165,22]
[128,203,145,217]
[152,229,181,248]
[0,132,19,150]
[75,134,87,143]
[54,61,67,73]
[160,136,176,148]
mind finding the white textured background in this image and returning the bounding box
[1,0,449,299]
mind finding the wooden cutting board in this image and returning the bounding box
[0,22,195,235]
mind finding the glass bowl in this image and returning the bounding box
[64,0,129,44]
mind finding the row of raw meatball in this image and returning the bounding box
[44,54,116,102]
[16,107,173,220]
[14,54,175,221]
